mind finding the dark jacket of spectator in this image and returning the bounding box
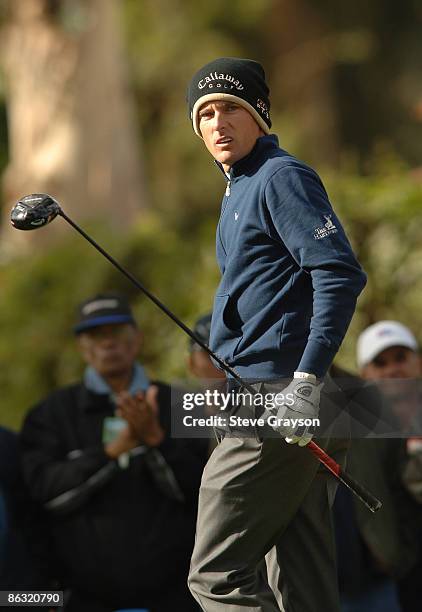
[331,368,420,597]
[20,382,206,611]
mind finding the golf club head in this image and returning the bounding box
[11,193,61,230]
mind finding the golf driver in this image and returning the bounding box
[11,193,382,513]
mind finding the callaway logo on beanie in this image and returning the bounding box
[187,57,271,137]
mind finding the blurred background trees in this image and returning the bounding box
[0,0,421,427]
[0,0,147,254]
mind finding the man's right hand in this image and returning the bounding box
[104,425,139,459]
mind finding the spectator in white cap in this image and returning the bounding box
[356,320,422,612]
[357,320,419,380]
[357,321,420,431]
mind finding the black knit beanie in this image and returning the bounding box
[187,57,271,137]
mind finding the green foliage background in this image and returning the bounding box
[1,0,422,429]
[1,167,421,430]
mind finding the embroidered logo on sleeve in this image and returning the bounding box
[313,215,338,240]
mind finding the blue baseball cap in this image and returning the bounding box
[74,293,137,334]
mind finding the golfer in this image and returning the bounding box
[186,57,367,611]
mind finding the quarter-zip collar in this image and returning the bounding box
[214,160,232,196]
[213,134,280,181]
[214,159,231,181]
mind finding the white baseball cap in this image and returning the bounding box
[357,320,418,368]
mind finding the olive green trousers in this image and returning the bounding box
[188,430,346,611]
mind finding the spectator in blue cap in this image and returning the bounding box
[20,293,206,612]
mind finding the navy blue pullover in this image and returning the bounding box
[209,134,366,380]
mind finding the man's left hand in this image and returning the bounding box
[267,375,323,446]
[116,386,165,447]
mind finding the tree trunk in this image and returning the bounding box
[267,0,339,167]
[0,0,147,253]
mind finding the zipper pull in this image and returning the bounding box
[225,180,231,197]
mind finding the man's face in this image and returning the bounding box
[198,101,264,171]
[361,346,421,427]
[361,346,420,381]
[77,323,142,379]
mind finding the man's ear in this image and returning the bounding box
[76,334,90,361]
[134,327,143,352]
